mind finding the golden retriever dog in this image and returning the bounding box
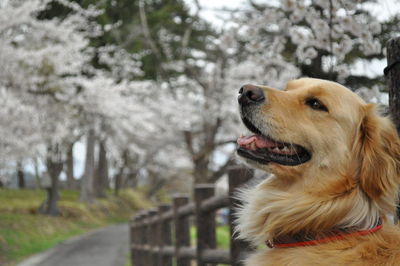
[236,78,400,266]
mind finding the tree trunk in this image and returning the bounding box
[80,129,96,203]
[17,161,25,188]
[387,37,400,133]
[386,37,400,222]
[114,170,123,196]
[66,142,75,189]
[193,155,210,184]
[114,151,129,196]
[39,146,63,216]
[123,170,138,188]
[95,140,108,198]
[47,176,60,216]
[146,173,166,198]
[184,118,223,184]
[33,158,42,189]
[45,160,63,216]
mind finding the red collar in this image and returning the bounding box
[266,219,383,248]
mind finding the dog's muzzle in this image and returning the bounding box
[237,84,311,166]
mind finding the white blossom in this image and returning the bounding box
[229,0,387,87]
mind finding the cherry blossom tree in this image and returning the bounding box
[2,0,397,202]
[0,90,41,167]
[136,0,304,185]
[0,0,101,212]
[71,75,157,199]
[225,0,400,89]
[146,0,400,185]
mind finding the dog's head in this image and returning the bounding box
[237,78,400,239]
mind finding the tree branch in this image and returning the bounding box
[207,117,222,144]
[216,139,236,146]
[179,0,201,60]
[183,130,196,157]
[184,66,209,90]
[208,154,236,183]
[138,0,162,60]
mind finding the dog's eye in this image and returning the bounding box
[305,98,328,112]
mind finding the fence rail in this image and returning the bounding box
[130,167,254,266]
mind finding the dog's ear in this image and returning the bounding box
[355,104,400,201]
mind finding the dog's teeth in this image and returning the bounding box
[273,147,280,152]
[250,142,256,150]
[282,146,289,152]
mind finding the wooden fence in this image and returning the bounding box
[129,167,254,266]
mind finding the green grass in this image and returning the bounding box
[125,254,132,266]
[216,225,230,248]
[0,188,152,265]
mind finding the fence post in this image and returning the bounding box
[154,206,163,266]
[158,204,173,266]
[141,211,150,266]
[229,167,254,266]
[130,215,137,266]
[386,37,400,222]
[173,195,191,266]
[137,211,146,266]
[147,209,158,265]
[195,184,216,266]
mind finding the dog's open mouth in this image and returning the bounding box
[237,117,311,166]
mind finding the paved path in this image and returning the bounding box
[18,224,129,266]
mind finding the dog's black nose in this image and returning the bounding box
[238,84,265,105]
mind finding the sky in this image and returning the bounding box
[187,0,246,28]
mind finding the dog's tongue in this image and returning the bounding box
[237,135,277,150]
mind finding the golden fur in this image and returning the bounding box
[236,78,400,266]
